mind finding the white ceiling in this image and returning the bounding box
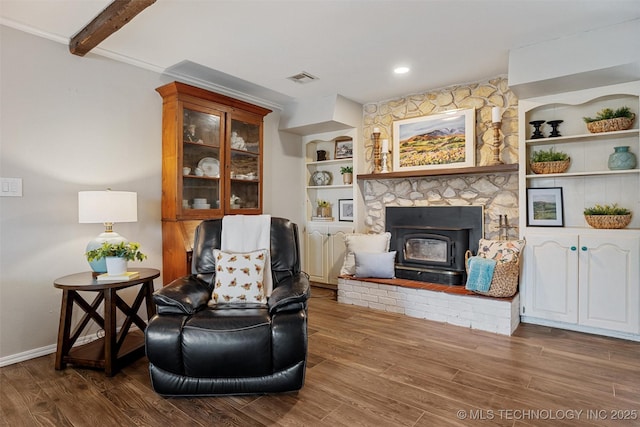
[2,0,640,107]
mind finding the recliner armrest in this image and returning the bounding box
[153,275,211,315]
[268,272,310,314]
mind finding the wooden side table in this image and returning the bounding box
[53,268,160,376]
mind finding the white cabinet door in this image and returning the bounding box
[305,225,328,283]
[305,224,353,285]
[522,233,579,323]
[327,225,353,284]
[578,234,640,333]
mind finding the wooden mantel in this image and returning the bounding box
[357,163,518,180]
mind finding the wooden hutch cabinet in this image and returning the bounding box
[157,82,271,284]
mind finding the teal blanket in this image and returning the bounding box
[465,256,497,292]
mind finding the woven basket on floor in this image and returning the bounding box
[464,251,520,298]
[530,158,570,174]
[586,114,635,133]
[584,214,632,229]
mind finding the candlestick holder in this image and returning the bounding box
[381,152,389,173]
[372,130,381,173]
[547,120,563,137]
[529,120,545,139]
[496,214,518,240]
[489,122,503,165]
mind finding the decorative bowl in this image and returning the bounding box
[584,214,632,229]
[530,158,570,174]
[586,114,635,133]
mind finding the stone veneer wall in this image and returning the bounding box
[361,76,519,239]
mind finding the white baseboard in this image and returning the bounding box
[0,326,141,368]
[521,316,640,342]
[0,343,57,368]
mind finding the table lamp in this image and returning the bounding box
[78,190,138,273]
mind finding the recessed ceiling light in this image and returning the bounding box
[394,66,410,74]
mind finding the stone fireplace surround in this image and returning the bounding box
[338,76,521,335]
[348,166,520,335]
[348,168,520,335]
[361,76,519,239]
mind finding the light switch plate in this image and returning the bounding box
[1,177,23,197]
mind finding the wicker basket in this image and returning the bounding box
[586,114,635,133]
[464,251,520,298]
[530,158,570,174]
[584,214,632,229]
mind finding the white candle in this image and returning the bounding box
[373,127,380,134]
[381,139,389,153]
[492,107,502,123]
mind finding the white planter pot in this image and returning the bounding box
[105,257,128,276]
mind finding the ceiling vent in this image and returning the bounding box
[287,71,318,84]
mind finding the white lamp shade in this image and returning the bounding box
[78,191,138,224]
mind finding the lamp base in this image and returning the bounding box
[86,231,128,273]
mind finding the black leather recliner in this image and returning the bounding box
[145,217,310,396]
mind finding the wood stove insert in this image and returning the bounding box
[386,206,484,286]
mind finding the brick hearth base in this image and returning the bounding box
[337,276,520,335]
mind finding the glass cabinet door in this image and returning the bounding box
[181,107,223,217]
[228,117,261,212]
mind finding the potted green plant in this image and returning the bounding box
[316,199,331,218]
[583,203,632,229]
[340,165,353,184]
[530,148,570,174]
[86,241,147,275]
[583,106,636,133]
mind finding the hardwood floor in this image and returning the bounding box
[2,286,639,426]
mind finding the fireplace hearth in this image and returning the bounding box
[386,206,484,286]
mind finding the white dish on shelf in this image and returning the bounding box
[197,157,220,177]
[232,172,258,180]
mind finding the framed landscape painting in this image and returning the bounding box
[392,109,475,172]
[334,137,353,159]
[527,187,564,226]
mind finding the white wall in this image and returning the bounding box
[508,19,640,98]
[0,25,304,363]
[263,113,305,227]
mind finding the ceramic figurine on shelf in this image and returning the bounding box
[230,194,241,209]
[230,131,246,150]
[184,124,202,143]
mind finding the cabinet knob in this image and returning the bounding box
[570,246,577,251]
[327,233,331,237]
[581,246,588,251]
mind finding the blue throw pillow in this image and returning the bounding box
[354,251,397,279]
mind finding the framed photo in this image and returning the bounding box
[334,137,353,159]
[338,199,354,222]
[392,108,475,172]
[527,187,564,227]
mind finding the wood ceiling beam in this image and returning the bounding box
[69,0,156,56]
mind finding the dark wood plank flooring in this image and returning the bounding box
[2,287,639,426]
